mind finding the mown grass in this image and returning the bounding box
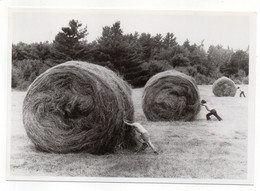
[9,85,248,179]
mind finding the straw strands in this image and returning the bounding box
[23,61,138,154]
[142,70,200,121]
[212,77,237,97]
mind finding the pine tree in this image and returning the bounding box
[138,33,153,61]
[95,22,142,74]
[52,20,89,63]
[162,32,177,49]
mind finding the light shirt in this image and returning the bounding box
[202,103,211,112]
[132,122,148,134]
[124,121,148,134]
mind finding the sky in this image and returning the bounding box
[11,9,251,51]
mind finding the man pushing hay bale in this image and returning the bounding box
[23,61,139,154]
[212,77,237,97]
[142,70,200,121]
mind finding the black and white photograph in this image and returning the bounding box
[4,2,257,187]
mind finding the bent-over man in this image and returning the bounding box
[201,100,222,121]
[124,121,158,154]
[237,86,246,97]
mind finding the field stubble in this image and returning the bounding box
[9,85,248,179]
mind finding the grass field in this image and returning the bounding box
[9,85,248,179]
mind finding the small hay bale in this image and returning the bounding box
[212,77,237,97]
[23,61,138,154]
[142,70,200,121]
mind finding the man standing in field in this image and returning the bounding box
[201,100,223,121]
[237,86,246,97]
[124,121,158,154]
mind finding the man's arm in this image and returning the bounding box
[201,104,210,112]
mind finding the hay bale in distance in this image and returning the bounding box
[212,76,237,97]
[142,70,200,121]
[23,61,138,154]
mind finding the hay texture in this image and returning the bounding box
[142,70,200,121]
[212,77,237,97]
[23,61,138,154]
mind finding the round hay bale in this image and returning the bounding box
[212,77,237,97]
[23,61,138,154]
[142,70,200,121]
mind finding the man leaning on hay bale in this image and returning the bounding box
[201,100,223,121]
[237,86,246,97]
[124,121,158,154]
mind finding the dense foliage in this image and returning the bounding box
[12,20,249,90]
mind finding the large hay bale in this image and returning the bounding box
[212,77,237,97]
[23,61,138,154]
[142,70,200,121]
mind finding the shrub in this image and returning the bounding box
[12,59,51,90]
[242,76,249,84]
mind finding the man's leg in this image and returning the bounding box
[206,113,212,120]
[136,142,148,153]
[141,132,158,154]
[134,134,147,152]
[214,113,222,121]
[211,109,222,121]
[242,91,246,97]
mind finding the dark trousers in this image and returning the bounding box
[206,109,222,121]
[240,91,246,97]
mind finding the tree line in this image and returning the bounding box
[12,19,249,90]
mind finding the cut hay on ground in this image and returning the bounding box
[212,77,237,97]
[142,70,200,121]
[23,61,138,154]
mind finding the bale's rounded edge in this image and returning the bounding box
[142,70,201,122]
[23,61,138,154]
[212,76,237,97]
